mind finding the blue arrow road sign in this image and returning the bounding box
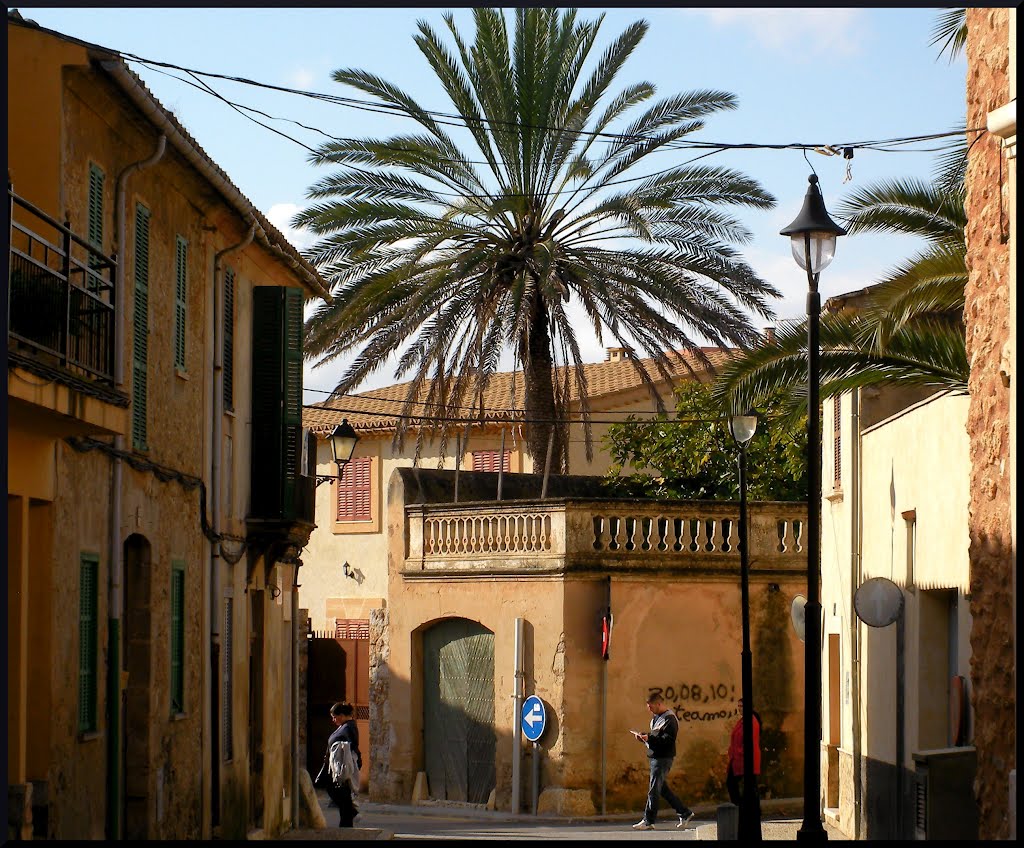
[521,695,546,742]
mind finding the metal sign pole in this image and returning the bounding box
[532,742,540,815]
[512,618,524,814]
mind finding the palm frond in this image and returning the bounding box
[929,8,967,64]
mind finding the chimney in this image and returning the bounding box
[606,347,628,362]
[764,326,776,344]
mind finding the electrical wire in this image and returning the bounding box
[122,49,979,154]
[33,21,977,171]
[303,399,801,428]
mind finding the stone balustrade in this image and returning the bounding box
[404,499,807,575]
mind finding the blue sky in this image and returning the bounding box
[17,7,967,400]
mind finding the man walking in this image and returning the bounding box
[630,692,695,830]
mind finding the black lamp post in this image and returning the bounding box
[729,409,761,841]
[316,419,360,486]
[780,174,846,842]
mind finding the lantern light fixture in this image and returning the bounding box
[316,419,360,487]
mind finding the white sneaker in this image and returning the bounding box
[632,819,654,830]
[677,811,694,828]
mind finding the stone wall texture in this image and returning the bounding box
[964,7,1014,840]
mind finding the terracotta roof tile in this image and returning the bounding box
[304,348,735,435]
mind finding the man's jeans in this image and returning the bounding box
[644,757,692,824]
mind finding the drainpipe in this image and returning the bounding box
[292,571,300,826]
[850,389,863,839]
[108,133,166,839]
[210,223,255,827]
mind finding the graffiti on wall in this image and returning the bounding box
[647,683,741,723]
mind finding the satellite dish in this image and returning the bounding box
[854,577,904,628]
[791,595,807,642]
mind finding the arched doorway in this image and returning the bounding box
[122,533,152,839]
[422,618,495,804]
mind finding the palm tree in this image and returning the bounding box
[711,7,972,420]
[296,8,778,468]
[711,140,969,420]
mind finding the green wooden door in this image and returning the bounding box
[423,619,495,804]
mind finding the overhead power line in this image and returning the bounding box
[302,399,797,428]
[128,52,976,156]
[129,55,980,209]
[30,21,976,167]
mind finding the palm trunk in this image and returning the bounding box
[524,291,561,470]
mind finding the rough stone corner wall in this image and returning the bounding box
[964,6,1014,840]
[369,607,402,802]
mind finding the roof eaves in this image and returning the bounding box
[4,9,333,302]
[91,55,332,303]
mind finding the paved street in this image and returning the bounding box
[280,792,849,841]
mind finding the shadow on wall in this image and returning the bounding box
[753,581,798,801]
[371,601,803,814]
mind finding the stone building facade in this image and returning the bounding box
[964,7,1016,841]
[369,467,810,815]
[7,13,331,840]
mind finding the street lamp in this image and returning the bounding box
[315,419,360,487]
[780,174,846,842]
[729,409,761,841]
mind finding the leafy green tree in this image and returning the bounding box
[603,381,807,501]
[295,8,779,468]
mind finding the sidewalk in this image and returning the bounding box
[281,791,849,840]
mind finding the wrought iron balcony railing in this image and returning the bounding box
[8,186,116,384]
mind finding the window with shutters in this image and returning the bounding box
[832,395,842,489]
[78,552,99,734]
[223,267,235,411]
[472,449,511,473]
[132,203,151,450]
[336,456,372,522]
[174,236,188,371]
[87,166,105,284]
[250,287,306,521]
[222,597,233,761]
[170,561,185,714]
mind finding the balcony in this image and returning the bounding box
[8,187,127,436]
[8,187,118,383]
[405,498,807,576]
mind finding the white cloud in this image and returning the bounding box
[681,9,866,57]
[287,67,316,89]
[265,202,315,251]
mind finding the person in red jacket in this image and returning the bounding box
[726,698,761,806]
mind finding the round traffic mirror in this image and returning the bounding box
[854,577,904,628]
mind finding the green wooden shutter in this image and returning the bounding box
[170,561,185,714]
[223,597,233,761]
[78,553,99,733]
[87,164,106,284]
[223,267,235,412]
[251,287,284,519]
[88,164,105,252]
[132,204,151,450]
[250,286,304,520]
[174,236,188,370]
[281,288,303,517]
